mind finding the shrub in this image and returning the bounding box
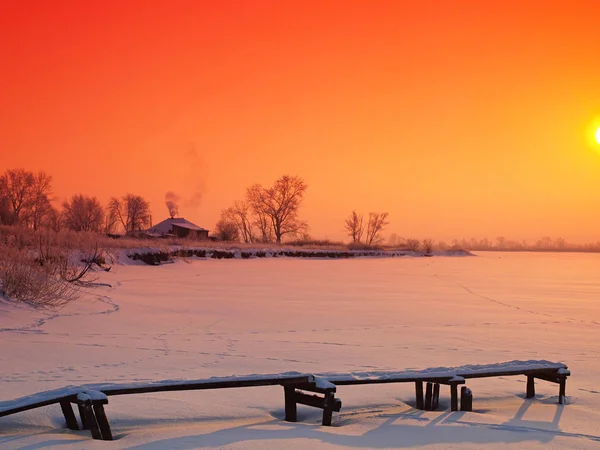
[214,219,239,241]
[405,239,421,252]
[0,230,108,308]
[0,244,79,308]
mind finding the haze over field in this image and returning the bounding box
[1,1,600,242]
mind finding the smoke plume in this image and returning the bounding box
[183,144,205,209]
[165,191,180,218]
[162,144,205,220]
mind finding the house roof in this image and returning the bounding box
[148,217,208,234]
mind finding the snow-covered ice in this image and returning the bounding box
[1,251,599,448]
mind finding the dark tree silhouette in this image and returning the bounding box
[221,201,255,243]
[344,211,365,243]
[0,168,35,224]
[365,212,389,245]
[23,171,54,231]
[108,194,151,234]
[62,194,105,232]
[246,175,308,244]
[215,219,239,241]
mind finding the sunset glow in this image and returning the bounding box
[1,1,600,243]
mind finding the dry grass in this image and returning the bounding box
[0,225,425,253]
[0,227,361,304]
[284,238,345,248]
[347,242,384,251]
[0,243,79,307]
[0,226,108,307]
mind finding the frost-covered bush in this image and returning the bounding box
[0,243,78,307]
[0,231,107,308]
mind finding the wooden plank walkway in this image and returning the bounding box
[0,361,571,441]
[0,372,319,440]
[316,360,570,412]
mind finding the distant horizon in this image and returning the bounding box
[5,164,600,246]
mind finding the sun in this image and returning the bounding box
[586,116,600,149]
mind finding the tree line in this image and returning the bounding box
[216,175,309,243]
[215,175,392,245]
[344,211,389,245]
[0,168,152,234]
[427,236,600,252]
[1,168,392,244]
[6,168,596,251]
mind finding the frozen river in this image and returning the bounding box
[1,251,599,449]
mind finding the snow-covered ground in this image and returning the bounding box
[1,252,599,449]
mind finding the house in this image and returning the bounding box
[147,217,209,240]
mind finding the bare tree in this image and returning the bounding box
[0,168,35,224]
[496,236,506,249]
[405,238,421,251]
[46,206,62,232]
[214,219,239,241]
[536,236,553,249]
[0,195,10,225]
[344,211,364,243]
[422,239,434,254]
[246,175,308,244]
[365,212,389,245]
[221,201,254,243]
[108,194,151,234]
[62,194,105,232]
[253,209,274,243]
[23,171,54,231]
[103,211,118,235]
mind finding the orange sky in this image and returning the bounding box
[1,0,600,243]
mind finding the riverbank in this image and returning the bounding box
[126,247,473,265]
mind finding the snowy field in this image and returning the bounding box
[1,251,600,449]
